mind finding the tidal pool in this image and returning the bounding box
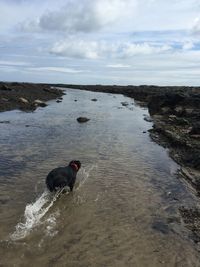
[0,89,199,267]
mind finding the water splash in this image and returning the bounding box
[10,189,64,241]
[10,165,96,241]
[76,164,97,191]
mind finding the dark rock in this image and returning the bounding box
[143,115,153,122]
[34,99,47,107]
[148,93,185,115]
[2,98,8,102]
[77,117,90,123]
[0,121,10,124]
[91,98,97,101]
[175,106,184,115]
[1,85,12,91]
[161,107,171,114]
[74,99,78,102]
[0,82,64,112]
[56,100,62,103]
[121,101,129,107]
[19,97,29,104]
[179,206,200,243]
[189,123,200,135]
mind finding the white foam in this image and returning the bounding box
[45,210,60,237]
[10,189,63,241]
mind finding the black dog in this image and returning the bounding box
[46,160,81,192]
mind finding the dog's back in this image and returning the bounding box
[46,161,81,192]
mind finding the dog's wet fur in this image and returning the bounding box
[46,160,81,192]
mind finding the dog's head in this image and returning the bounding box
[69,160,81,172]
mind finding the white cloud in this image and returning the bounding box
[0,60,30,66]
[21,0,136,33]
[107,64,131,68]
[28,66,85,74]
[182,41,194,50]
[192,17,200,34]
[51,40,99,59]
[50,38,172,59]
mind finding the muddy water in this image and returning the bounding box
[0,89,200,267]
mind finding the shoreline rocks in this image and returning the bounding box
[0,82,64,112]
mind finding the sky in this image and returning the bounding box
[0,0,200,85]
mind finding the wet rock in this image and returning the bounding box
[1,85,12,91]
[168,115,189,126]
[77,117,90,123]
[2,98,8,102]
[34,99,47,107]
[148,93,185,115]
[185,108,194,116]
[143,115,153,122]
[161,107,171,114]
[0,82,64,112]
[43,87,61,95]
[179,206,200,243]
[175,106,184,115]
[0,121,10,124]
[179,168,200,192]
[121,101,129,107]
[189,123,200,135]
[19,97,29,104]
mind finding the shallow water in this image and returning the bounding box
[0,89,200,266]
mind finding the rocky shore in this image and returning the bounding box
[0,82,64,112]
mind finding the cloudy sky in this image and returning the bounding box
[0,0,200,85]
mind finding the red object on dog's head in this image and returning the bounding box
[69,160,81,172]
